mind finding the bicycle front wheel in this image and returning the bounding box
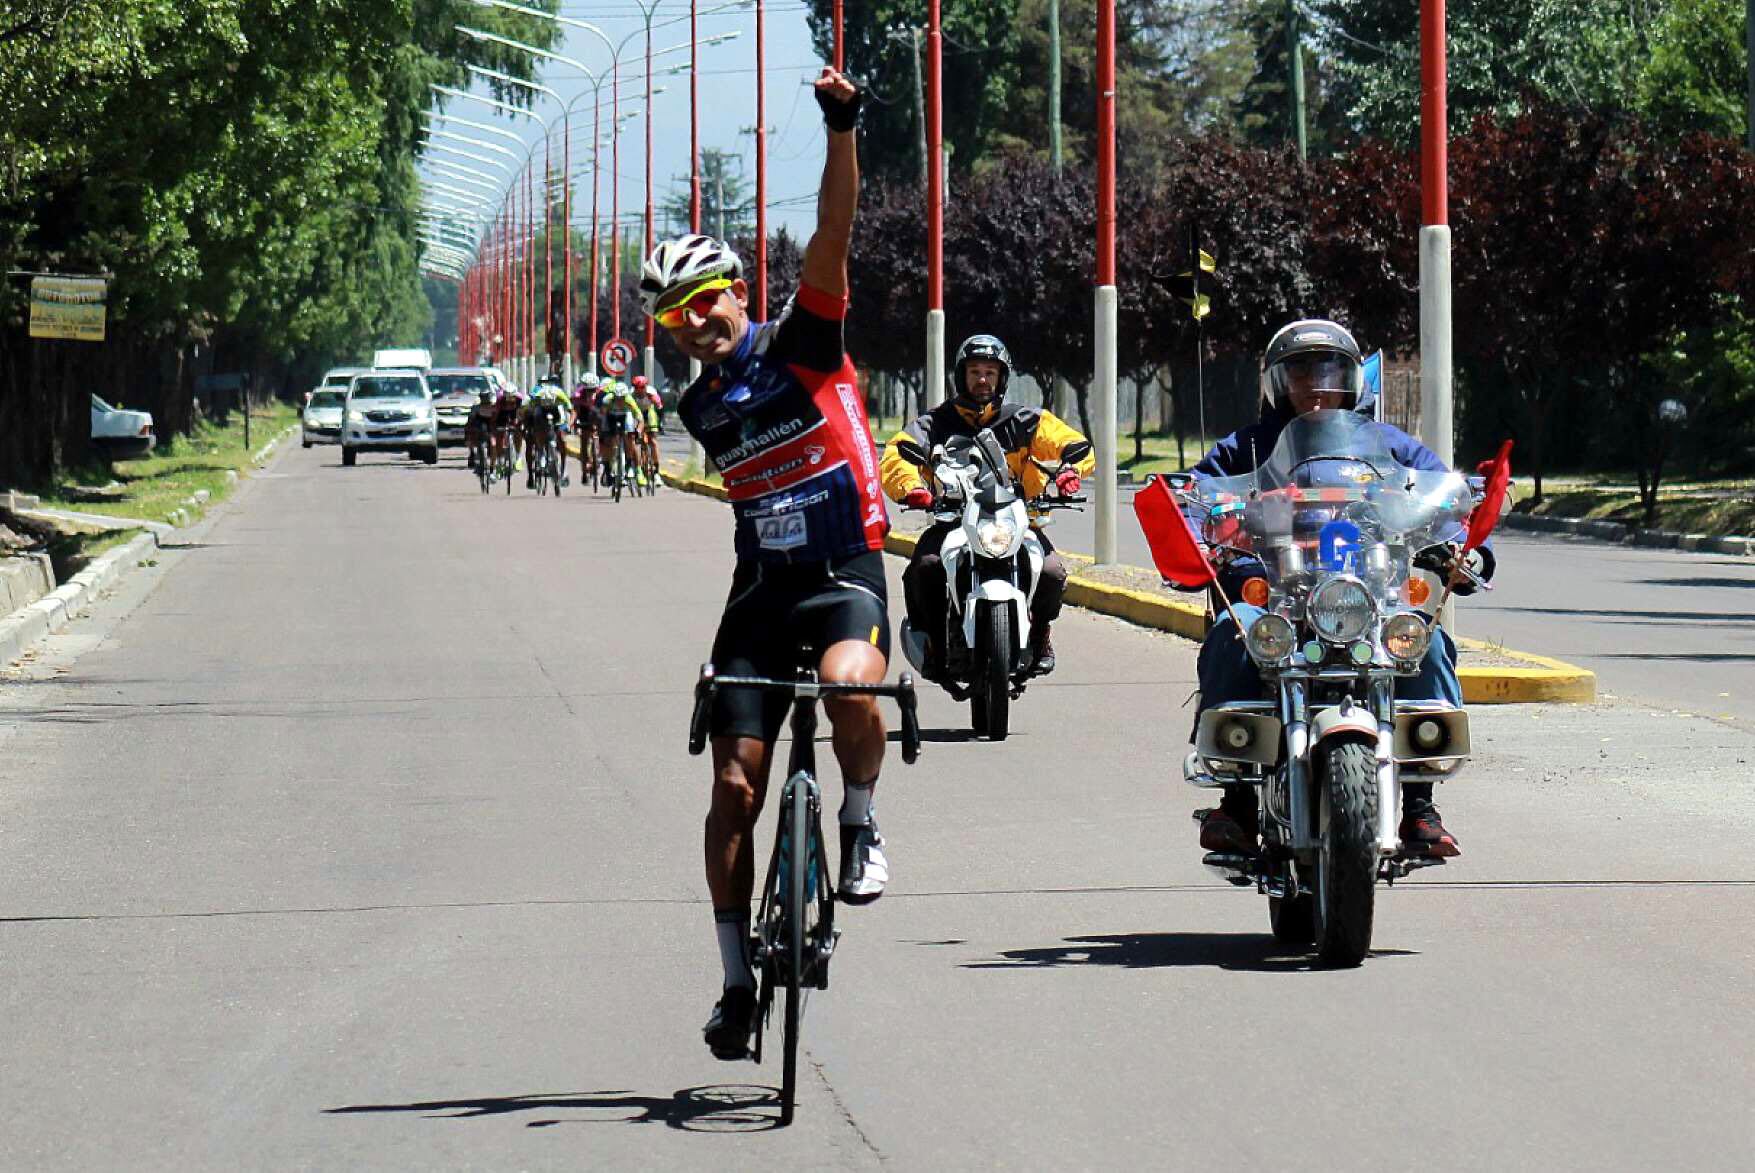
[781,774,808,1126]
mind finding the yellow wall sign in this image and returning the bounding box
[29,276,107,342]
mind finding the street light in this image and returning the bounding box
[421,138,517,177]
[465,0,741,384]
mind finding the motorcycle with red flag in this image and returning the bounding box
[1136,411,1512,966]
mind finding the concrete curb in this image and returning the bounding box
[656,468,1596,705]
[0,529,160,668]
[1502,510,1754,556]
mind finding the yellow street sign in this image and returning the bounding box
[29,276,107,342]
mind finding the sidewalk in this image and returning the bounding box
[656,465,1596,705]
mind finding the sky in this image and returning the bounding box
[424,1,832,255]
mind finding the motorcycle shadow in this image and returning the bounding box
[887,727,986,745]
[963,932,1419,974]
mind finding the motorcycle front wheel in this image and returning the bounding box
[1312,737,1378,966]
[970,602,1011,741]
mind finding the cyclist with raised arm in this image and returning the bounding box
[641,68,888,1061]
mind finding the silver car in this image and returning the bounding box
[341,370,438,466]
[302,389,344,447]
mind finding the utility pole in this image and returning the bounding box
[1048,0,1063,174]
[716,164,726,242]
[1286,0,1307,162]
[912,27,928,188]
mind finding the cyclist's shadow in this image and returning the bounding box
[325,1084,781,1132]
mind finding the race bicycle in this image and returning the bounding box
[528,432,562,496]
[687,663,921,1126]
[471,432,494,494]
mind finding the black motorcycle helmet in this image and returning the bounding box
[1264,319,1364,410]
[951,334,1012,422]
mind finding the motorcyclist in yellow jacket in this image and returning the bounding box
[879,334,1096,677]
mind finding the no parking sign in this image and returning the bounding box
[600,337,636,376]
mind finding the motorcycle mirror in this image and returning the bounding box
[1059,439,1093,466]
[893,438,929,467]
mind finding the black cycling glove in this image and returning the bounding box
[816,84,864,133]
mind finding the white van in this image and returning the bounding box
[372,348,433,372]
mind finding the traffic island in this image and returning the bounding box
[658,466,1597,704]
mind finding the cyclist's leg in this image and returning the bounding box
[804,555,893,900]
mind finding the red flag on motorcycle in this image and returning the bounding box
[1134,475,1216,588]
[1465,440,1514,553]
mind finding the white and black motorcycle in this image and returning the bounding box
[1160,411,1504,966]
[892,429,1089,740]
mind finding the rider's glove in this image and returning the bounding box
[816,82,864,133]
[1054,467,1082,497]
[902,487,934,510]
[1451,545,1496,596]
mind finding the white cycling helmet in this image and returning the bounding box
[639,233,743,315]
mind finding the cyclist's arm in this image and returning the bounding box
[798,69,858,301]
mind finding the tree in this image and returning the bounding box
[1312,0,1654,143]
[802,0,1025,184]
[1637,0,1751,138]
[0,0,562,483]
[660,149,756,240]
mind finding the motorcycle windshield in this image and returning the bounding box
[1193,411,1472,583]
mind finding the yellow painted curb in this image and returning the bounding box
[657,468,1595,704]
[1456,640,1596,704]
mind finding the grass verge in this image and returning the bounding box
[1519,483,1755,537]
[27,402,299,524]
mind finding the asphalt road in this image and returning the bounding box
[2,440,1753,1169]
[1037,484,1755,730]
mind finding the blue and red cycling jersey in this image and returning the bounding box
[679,283,889,564]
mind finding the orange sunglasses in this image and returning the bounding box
[654,278,733,328]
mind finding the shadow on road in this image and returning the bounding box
[963,932,1417,973]
[1596,652,1755,663]
[1487,605,1755,623]
[1637,576,1755,590]
[888,726,986,745]
[325,1084,781,1132]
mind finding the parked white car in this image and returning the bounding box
[302,389,344,447]
[90,394,155,459]
[341,370,437,466]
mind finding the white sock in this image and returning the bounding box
[714,910,754,990]
[840,778,877,826]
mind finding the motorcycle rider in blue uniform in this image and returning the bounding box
[1187,319,1492,859]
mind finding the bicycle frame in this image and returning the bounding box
[687,665,921,1124]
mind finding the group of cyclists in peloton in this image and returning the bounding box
[634,66,1480,1062]
[462,369,664,493]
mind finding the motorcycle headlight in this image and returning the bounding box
[975,518,1018,557]
[1245,612,1295,664]
[1308,576,1375,643]
[1383,612,1431,663]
